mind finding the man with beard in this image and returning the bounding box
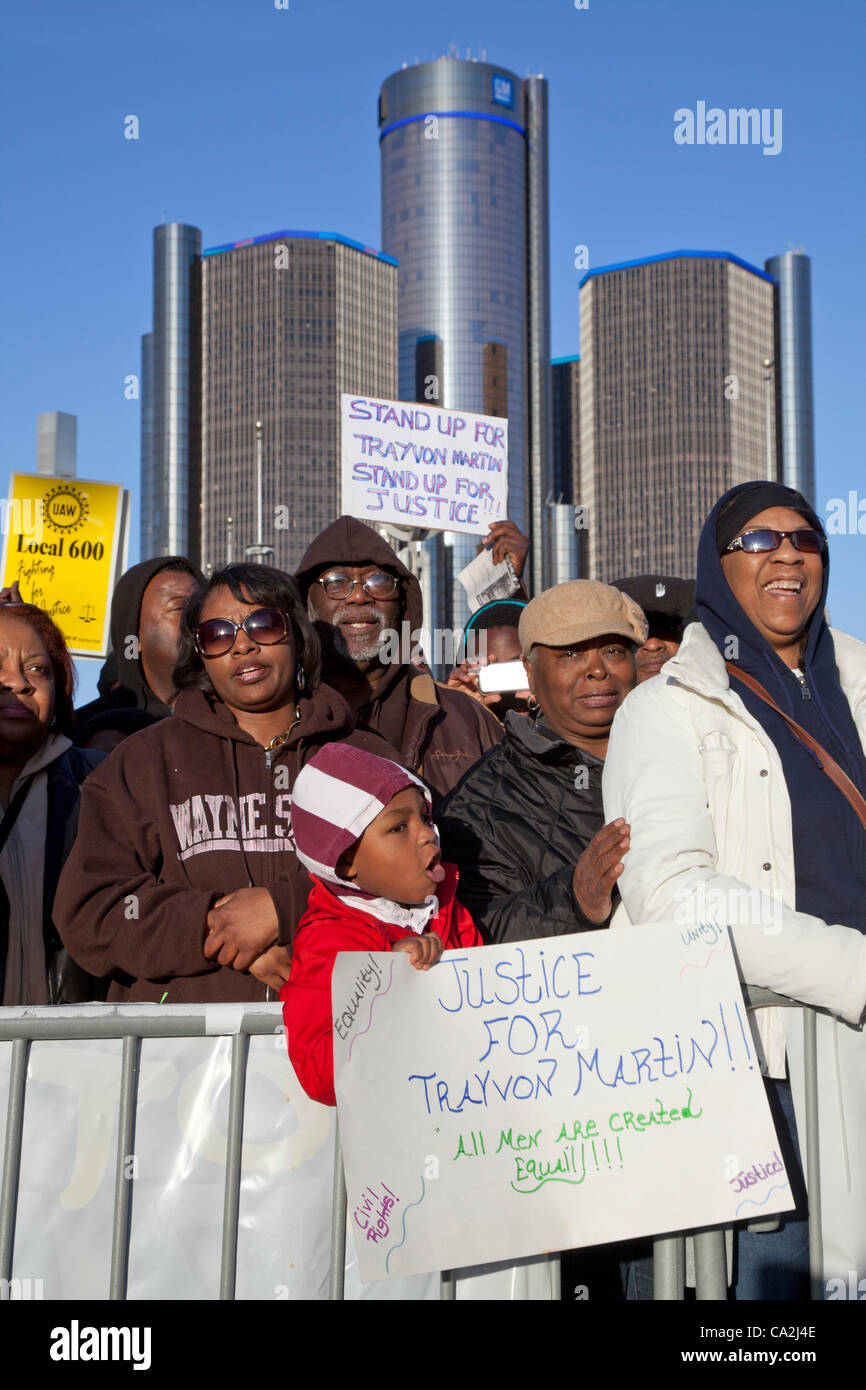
[295,517,503,803]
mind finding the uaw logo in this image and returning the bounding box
[12,483,89,556]
[43,483,89,533]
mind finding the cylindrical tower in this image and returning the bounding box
[547,502,581,586]
[764,250,816,506]
[140,331,154,558]
[379,57,551,632]
[152,222,201,556]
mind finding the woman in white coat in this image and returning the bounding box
[603,480,866,1299]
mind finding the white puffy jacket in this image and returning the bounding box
[603,620,866,1284]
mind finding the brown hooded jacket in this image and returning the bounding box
[53,683,391,1003]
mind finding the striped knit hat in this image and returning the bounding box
[291,744,432,887]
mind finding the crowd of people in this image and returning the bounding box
[1,479,864,1301]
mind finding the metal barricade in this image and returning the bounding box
[650,986,822,1301]
[0,1006,279,1301]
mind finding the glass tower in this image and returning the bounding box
[142,223,202,559]
[764,250,815,506]
[379,57,552,630]
[139,332,154,556]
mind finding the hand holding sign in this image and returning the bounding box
[484,520,529,581]
[393,931,443,971]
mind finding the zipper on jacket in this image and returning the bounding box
[792,668,811,700]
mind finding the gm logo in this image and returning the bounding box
[491,74,514,108]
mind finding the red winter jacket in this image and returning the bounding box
[282,865,481,1105]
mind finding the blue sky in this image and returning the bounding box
[3,0,864,701]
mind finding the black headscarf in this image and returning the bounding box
[73,557,204,736]
[696,481,866,934]
[109,556,204,715]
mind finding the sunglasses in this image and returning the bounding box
[725,528,825,556]
[316,571,399,600]
[194,608,289,659]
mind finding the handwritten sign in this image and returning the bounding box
[0,472,127,656]
[332,924,792,1281]
[340,395,508,537]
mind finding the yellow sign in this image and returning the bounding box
[0,473,126,657]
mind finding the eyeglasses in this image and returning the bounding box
[194,608,289,659]
[725,528,825,556]
[315,571,399,600]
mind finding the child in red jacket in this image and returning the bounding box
[282,744,482,1105]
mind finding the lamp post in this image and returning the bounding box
[763,357,775,480]
[246,419,274,563]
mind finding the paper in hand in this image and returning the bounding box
[457,547,519,612]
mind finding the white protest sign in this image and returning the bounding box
[340,394,508,536]
[333,923,792,1282]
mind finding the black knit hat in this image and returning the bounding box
[715,482,823,557]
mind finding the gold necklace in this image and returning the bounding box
[264,708,301,768]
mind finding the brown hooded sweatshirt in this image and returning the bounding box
[53,683,391,1003]
[295,516,503,803]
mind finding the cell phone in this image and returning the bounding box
[477,660,528,694]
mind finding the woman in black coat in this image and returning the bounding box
[0,600,105,1004]
[438,580,645,944]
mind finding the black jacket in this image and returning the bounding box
[437,712,611,943]
[0,745,108,1005]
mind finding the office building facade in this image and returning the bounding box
[765,249,815,506]
[197,230,397,574]
[579,251,778,582]
[379,57,553,626]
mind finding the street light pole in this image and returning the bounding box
[255,419,263,549]
[246,418,274,563]
[763,357,775,480]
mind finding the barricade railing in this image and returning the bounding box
[0,1006,281,1301]
[1,988,821,1301]
[649,986,822,1301]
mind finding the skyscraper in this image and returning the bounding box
[378,56,552,624]
[578,251,778,581]
[764,249,815,506]
[197,230,397,574]
[141,223,202,560]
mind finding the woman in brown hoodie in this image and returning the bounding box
[54,564,391,1003]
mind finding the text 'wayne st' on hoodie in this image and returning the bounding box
[53,684,392,1003]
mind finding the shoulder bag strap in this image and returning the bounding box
[725,662,866,831]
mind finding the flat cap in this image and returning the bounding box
[518,580,648,656]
